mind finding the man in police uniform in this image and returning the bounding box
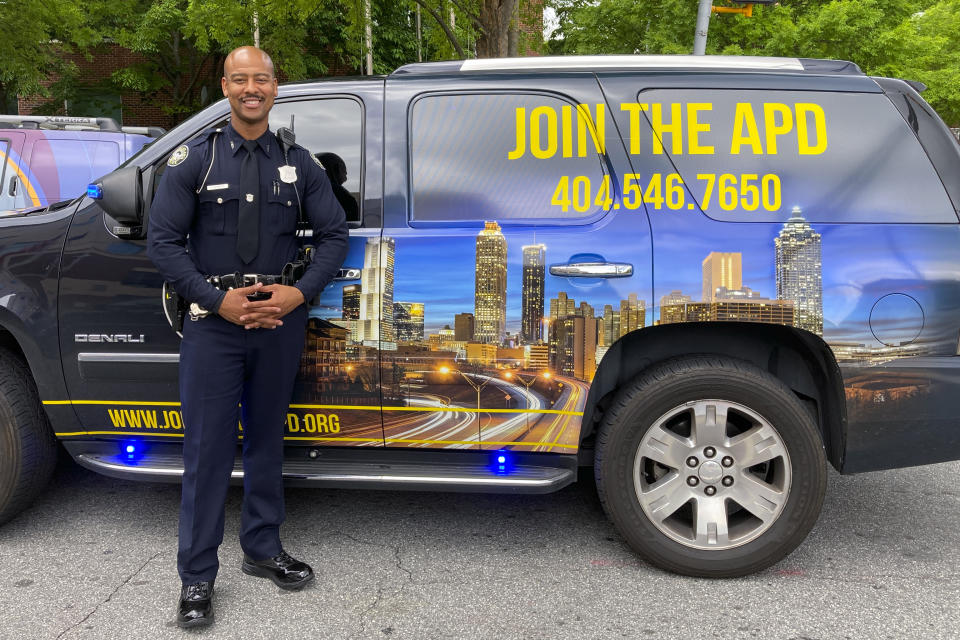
[147,46,348,628]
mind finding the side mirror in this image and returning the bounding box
[87,165,144,227]
[88,165,144,237]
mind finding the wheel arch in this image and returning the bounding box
[581,323,846,470]
[0,311,77,435]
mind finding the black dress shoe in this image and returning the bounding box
[176,580,214,628]
[241,549,314,590]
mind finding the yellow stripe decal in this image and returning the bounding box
[52,430,577,449]
[45,400,583,417]
[55,431,186,438]
[45,400,183,406]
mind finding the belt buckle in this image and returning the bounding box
[243,273,259,287]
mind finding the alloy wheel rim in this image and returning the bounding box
[632,399,792,551]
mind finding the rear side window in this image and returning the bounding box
[409,93,607,223]
[28,139,120,202]
[0,138,12,210]
[636,89,956,223]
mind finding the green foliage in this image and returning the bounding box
[549,0,960,125]
[0,0,91,109]
[11,0,960,126]
[907,1,960,125]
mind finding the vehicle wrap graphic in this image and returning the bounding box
[42,79,960,473]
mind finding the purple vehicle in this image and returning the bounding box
[0,115,160,213]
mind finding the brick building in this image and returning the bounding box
[16,43,219,129]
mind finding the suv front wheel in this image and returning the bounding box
[0,348,57,525]
[595,355,827,577]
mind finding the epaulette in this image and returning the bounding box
[188,128,221,148]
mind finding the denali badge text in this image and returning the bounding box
[74,334,146,343]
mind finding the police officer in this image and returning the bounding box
[147,46,348,629]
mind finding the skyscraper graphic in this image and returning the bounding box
[776,207,823,336]
[702,252,743,301]
[394,302,424,342]
[521,244,546,344]
[549,291,575,320]
[360,237,396,344]
[454,313,475,342]
[474,221,507,344]
[601,304,619,346]
[619,293,645,336]
[342,284,360,320]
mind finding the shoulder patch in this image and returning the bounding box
[167,145,190,167]
[312,155,325,170]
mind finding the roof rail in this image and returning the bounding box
[394,55,864,76]
[121,125,166,137]
[0,115,122,131]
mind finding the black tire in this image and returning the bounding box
[595,355,827,578]
[0,348,57,525]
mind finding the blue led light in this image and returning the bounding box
[87,184,103,199]
[491,451,512,475]
[121,440,144,463]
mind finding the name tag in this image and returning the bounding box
[206,183,229,191]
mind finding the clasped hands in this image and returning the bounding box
[216,283,305,329]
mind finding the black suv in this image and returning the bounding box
[1,55,959,577]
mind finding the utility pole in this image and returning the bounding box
[695,1,769,54]
[693,0,712,55]
[365,0,373,75]
[416,5,422,62]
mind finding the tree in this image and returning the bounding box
[548,0,960,125]
[902,1,960,125]
[409,0,543,58]
[0,0,91,112]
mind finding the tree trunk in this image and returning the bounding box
[477,0,517,58]
[508,0,519,57]
[0,83,10,114]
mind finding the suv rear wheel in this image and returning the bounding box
[0,348,57,525]
[595,355,827,577]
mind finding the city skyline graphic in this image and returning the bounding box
[295,204,956,452]
[316,207,824,344]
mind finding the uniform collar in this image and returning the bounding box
[224,122,273,156]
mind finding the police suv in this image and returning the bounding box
[0,115,159,214]
[2,56,959,578]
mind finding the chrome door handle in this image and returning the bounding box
[334,267,361,281]
[549,262,633,278]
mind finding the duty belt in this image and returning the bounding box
[189,269,305,321]
[208,272,288,290]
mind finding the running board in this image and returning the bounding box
[73,450,576,494]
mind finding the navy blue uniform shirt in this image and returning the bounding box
[147,123,349,312]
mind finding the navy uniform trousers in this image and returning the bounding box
[177,304,307,584]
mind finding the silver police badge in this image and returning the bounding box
[278,165,297,183]
[167,145,189,167]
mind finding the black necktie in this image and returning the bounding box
[236,139,260,263]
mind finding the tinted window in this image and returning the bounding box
[637,89,956,223]
[410,93,607,222]
[29,139,120,202]
[270,98,363,224]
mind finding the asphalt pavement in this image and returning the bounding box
[1,452,958,640]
